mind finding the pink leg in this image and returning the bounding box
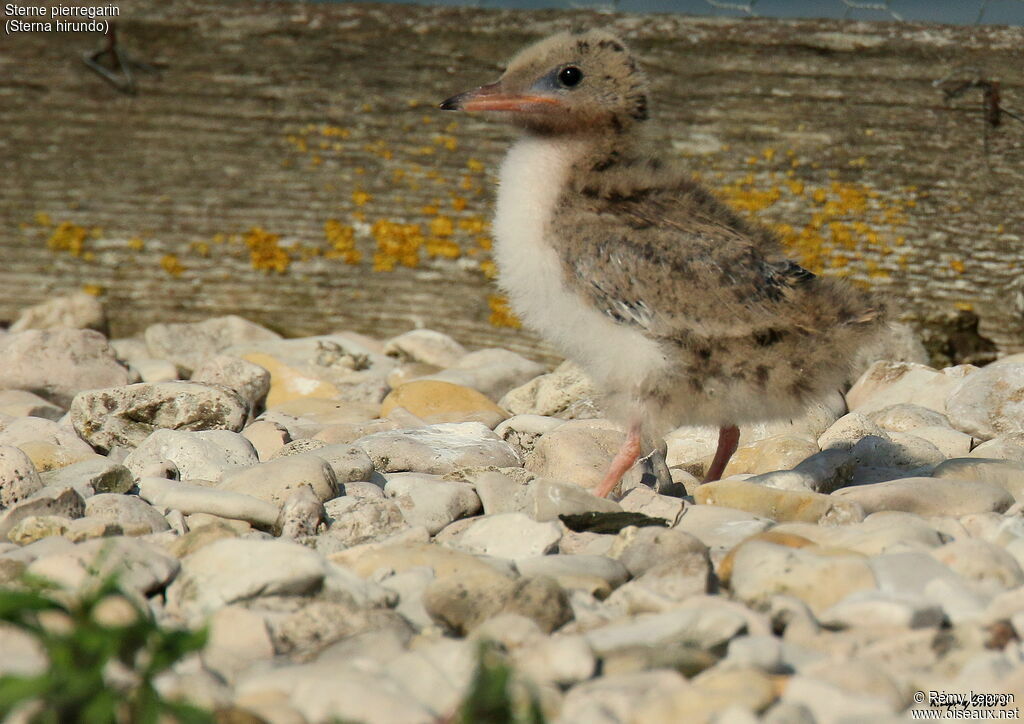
[703,424,740,483]
[595,422,642,499]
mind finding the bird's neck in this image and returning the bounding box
[519,128,635,174]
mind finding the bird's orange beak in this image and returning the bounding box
[440,82,562,113]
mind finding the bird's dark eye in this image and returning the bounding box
[558,66,583,88]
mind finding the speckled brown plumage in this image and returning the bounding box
[441,28,884,496]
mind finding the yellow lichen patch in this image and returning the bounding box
[451,196,468,212]
[47,221,89,256]
[82,284,104,296]
[488,295,521,329]
[425,237,461,259]
[786,180,805,196]
[467,158,485,173]
[324,219,362,264]
[950,259,965,274]
[479,259,498,279]
[371,220,424,271]
[245,227,291,274]
[161,254,184,277]
[955,301,974,311]
[459,216,488,235]
[35,212,52,226]
[429,216,454,237]
[352,189,372,207]
[127,237,145,251]
[189,240,211,257]
[433,134,458,151]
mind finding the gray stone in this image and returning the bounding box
[124,429,258,483]
[319,496,407,552]
[40,457,133,496]
[423,347,545,400]
[559,670,690,724]
[933,458,1024,502]
[529,477,622,522]
[846,361,956,415]
[11,292,106,334]
[526,420,641,494]
[499,360,599,418]
[165,538,327,622]
[378,566,436,630]
[818,590,944,629]
[130,358,179,383]
[516,554,629,590]
[28,537,179,594]
[946,363,1024,440]
[218,455,339,505]
[70,382,247,452]
[493,414,564,458]
[84,493,170,534]
[868,403,952,433]
[137,476,280,528]
[305,444,374,483]
[609,526,709,578]
[354,422,520,475]
[0,416,96,462]
[931,539,1024,594]
[240,419,290,461]
[848,432,946,469]
[584,598,749,654]
[382,473,480,535]
[832,476,1013,516]
[513,634,596,687]
[674,504,774,551]
[190,354,271,414]
[869,551,988,624]
[144,315,281,375]
[0,445,43,509]
[817,412,889,451]
[452,512,561,560]
[467,470,532,515]
[968,435,1024,464]
[383,329,467,368]
[0,390,65,421]
[423,572,572,634]
[0,328,129,408]
[606,558,711,614]
[618,486,685,523]
[276,485,326,538]
[0,486,85,539]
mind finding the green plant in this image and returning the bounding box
[453,641,546,724]
[0,575,211,724]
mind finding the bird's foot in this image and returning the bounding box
[595,422,642,498]
[703,424,740,483]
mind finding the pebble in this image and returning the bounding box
[818,590,944,629]
[319,496,406,551]
[380,380,509,428]
[123,429,258,482]
[28,536,179,594]
[40,457,133,496]
[84,493,170,534]
[70,382,247,451]
[0,329,130,407]
[382,329,467,368]
[451,512,561,560]
[130,357,179,383]
[947,363,1024,440]
[10,291,107,334]
[695,479,865,524]
[144,315,281,375]
[846,360,960,415]
[832,476,1013,516]
[499,360,599,418]
[382,473,480,535]
[190,354,272,415]
[353,422,520,475]
[0,390,65,420]
[218,455,339,505]
[0,445,44,508]
[422,347,545,400]
[722,434,819,477]
[529,477,622,521]
[425,572,571,634]
[0,486,85,540]
[138,477,280,528]
[526,420,641,493]
[165,538,327,622]
[932,457,1024,501]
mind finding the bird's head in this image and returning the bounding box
[440,29,649,136]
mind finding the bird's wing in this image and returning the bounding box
[552,191,852,341]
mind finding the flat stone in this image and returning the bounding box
[64,516,123,542]
[728,540,877,614]
[606,557,712,614]
[931,539,1024,594]
[452,512,561,560]
[423,572,571,634]
[381,380,508,428]
[832,476,1013,516]
[468,470,532,515]
[722,434,819,478]
[846,361,955,415]
[559,670,690,724]
[266,397,381,428]
[946,363,1024,440]
[634,665,776,722]
[695,479,865,524]
[166,538,327,622]
[584,597,749,654]
[329,540,514,582]
[529,477,622,522]
[932,458,1024,501]
[618,485,685,522]
[0,445,43,508]
[84,493,170,534]
[781,676,896,722]
[138,476,280,528]
[0,417,96,467]
[190,354,271,414]
[868,403,953,433]
[70,382,247,452]
[39,457,133,496]
[848,432,946,469]
[0,486,85,539]
[123,429,258,483]
[241,419,290,461]
[7,514,71,544]
[383,329,467,368]
[513,634,597,687]
[144,315,280,375]
[11,291,106,334]
[423,347,544,401]
[675,504,774,551]
[218,455,339,505]
[869,551,987,624]
[0,390,64,421]
[353,422,520,475]
[516,553,629,592]
[28,536,179,594]
[968,435,1024,464]
[493,414,565,459]
[202,605,276,680]
[817,412,889,451]
[130,358,179,383]
[819,589,944,629]
[382,473,480,535]
[771,512,944,555]
[609,526,708,578]
[908,425,974,458]
[0,329,129,407]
